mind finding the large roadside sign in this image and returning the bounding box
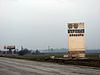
[4,46,15,49]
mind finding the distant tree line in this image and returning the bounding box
[18,48,40,56]
[0,48,40,56]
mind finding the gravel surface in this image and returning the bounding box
[0,57,100,75]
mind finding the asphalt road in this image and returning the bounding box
[0,57,100,75]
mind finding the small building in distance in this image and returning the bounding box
[68,22,85,58]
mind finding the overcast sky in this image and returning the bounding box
[0,0,100,50]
